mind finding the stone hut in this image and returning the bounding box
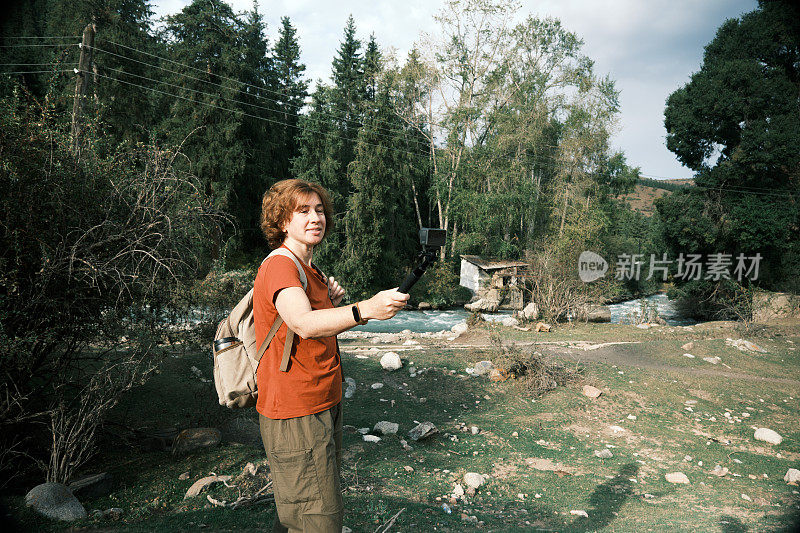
[459,255,529,310]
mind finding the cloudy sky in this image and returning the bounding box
[151,0,757,181]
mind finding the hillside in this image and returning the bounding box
[621,178,694,216]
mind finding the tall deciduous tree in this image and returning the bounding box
[659,0,800,306]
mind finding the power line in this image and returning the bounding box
[96,39,423,144]
[0,43,78,48]
[3,35,80,39]
[88,69,433,165]
[92,57,431,153]
[1,70,75,75]
[0,63,76,66]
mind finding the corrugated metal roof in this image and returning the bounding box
[460,255,528,270]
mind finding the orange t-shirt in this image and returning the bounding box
[253,247,342,419]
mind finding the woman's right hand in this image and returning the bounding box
[361,288,410,320]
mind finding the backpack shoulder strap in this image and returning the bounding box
[255,248,308,372]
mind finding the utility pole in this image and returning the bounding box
[71,23,95,156]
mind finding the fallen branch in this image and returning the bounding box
[374,507,405,533]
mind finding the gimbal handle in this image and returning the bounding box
[398,249,438,294]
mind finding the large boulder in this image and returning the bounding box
[25,483,87,522]
[380,352,403,371]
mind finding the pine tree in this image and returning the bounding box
[159,0,247,260]
[272,16,308,171]
[328,14,365,201]
[235,1,277,252]
[340,79,419,297]
[292,84,343,270]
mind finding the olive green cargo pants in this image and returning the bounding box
[259,403,343,533]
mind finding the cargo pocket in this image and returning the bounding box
[269,449,318,504]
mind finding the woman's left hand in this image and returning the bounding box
[327,277,345,307]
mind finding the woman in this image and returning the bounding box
[254,178,408,532]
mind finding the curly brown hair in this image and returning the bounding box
[260,179,334,249]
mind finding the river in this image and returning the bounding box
[352,293,695,334]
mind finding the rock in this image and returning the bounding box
[702,356,721,365]
[521,302,539,320]
[465,299,499,313]
[636,323,650,329]
[100,507,123,520]
[172,428,221,454]
[68,472,113,499]
[470,426,480,435]
[754,427,783,445]
[726,338,767,353]
[472,360,495,376]
[451,322,468,335]
[609,425,626,433]
[374,421,399,435]
[418,302,432,310]
[594,449,613,459]
[242,462,258,477]
[178,472,190,480]
[380,352,403,371]
[219,417,262,447]
[342,527,353,533]
[184,475,232,499]
[25,483,86,522]
[403,466,414,473]
[344,377,356,399]
[403,339,419,346]
[489,368,509,382]
[683,353,695,358]
[452,483,465,498]
[665,472,689,484]
[463,472,485,489]
[582,385,602,399]
[711,465,729,477]
[570,510,589,518]
[512,431,519,437]
[362,435,381,443]
[784,468,800,485]
[535,322,552,332]
[584,304,611,323]
[408,421,438,441]
[371,382,384,389]
[682,342,694,350]
[400,439,413,451]
[498,316,519,328]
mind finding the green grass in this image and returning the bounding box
[7,322,800,531]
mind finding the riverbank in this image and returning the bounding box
[8,319,800,531]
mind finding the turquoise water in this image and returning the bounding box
[352,293,694,333]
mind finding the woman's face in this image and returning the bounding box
[282,192,326,247]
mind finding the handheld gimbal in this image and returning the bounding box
[398,228,447,294]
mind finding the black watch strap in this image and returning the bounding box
[351,304,362,324]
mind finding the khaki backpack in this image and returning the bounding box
[212,248,307,409]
